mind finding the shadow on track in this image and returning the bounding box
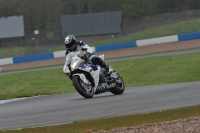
[72,93,125,100]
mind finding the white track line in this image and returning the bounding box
[0,98,28,105]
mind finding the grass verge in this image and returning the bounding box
[0,52,200,100]
[91,18,200,46]
[1,104,200,133]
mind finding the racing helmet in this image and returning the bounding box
[64,35,77,51]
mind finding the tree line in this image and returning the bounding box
[0,0,199,31]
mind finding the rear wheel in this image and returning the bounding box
[72,76,94,98]
[110,74,125,95]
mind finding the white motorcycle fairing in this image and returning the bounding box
[72,64,101,93]
[63,53,125,98]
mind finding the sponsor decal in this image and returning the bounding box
[96,83,115,91]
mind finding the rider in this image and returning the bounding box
[63,35,113,75]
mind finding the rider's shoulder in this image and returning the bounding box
[77,40,87,46]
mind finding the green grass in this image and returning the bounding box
[1,104,200,133]
[117,52,200,87]
[1,18,200,59]
[0,45,63,58]
[0,52,200,100]
[0,46,31,58]
[0,69,74,100]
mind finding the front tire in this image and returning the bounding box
[72,76,94,98]
[110,74,125,95]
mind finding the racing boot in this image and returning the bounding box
[91,55,113,74]
[105,64,113,75]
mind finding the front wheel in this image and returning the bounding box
[72,75,94,98]
[110,74,125,95]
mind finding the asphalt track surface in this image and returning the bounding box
[0,49,200,130]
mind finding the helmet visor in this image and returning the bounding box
[65,42,77,51]
[68,44,76,50]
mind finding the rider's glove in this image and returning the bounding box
[86,52,91,57]
[81,52,91,60]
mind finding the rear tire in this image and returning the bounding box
[110,75,125,95]
[72,76,94,98]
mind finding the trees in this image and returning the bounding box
[27,0,63,30]
[0,0,199,30]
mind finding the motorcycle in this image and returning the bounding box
[63,52,125,98]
